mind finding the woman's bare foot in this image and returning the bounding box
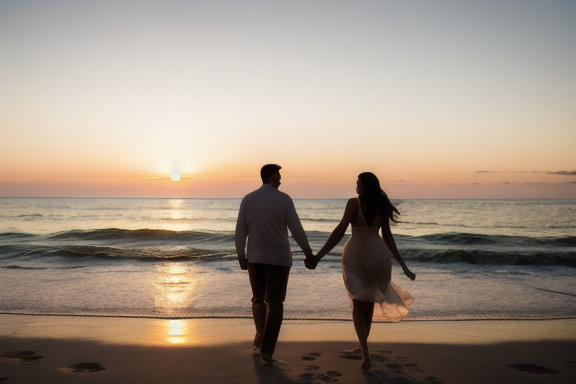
[361,359,372,370]
[361,350,371,370]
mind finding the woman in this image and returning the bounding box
[312,172,415,370]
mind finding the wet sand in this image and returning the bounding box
[1,314,575,384]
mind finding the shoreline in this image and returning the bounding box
[3,311,576,322]
[3,311,576,325]
[1,314,575,384]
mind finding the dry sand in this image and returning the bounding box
[1,314,575,384]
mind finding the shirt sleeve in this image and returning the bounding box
[286,198,312,254]
[235,200,248,258]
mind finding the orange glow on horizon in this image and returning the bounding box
[1,2,574,200]
[1,170,574,199]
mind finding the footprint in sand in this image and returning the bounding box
[0,351,43,364]
[339,348,435,383]
[61,362,105,374]
[508,364,561,375]
[302,352,322,361]
[299,353,343,383]
[339,348,362,361]
[300,370,342,383]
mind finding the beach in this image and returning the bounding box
[1,198,575,383]
[1,314,575,384]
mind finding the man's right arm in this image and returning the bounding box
[285,199,313,257]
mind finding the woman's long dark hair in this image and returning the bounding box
[358,172,399,225]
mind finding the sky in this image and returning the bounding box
[1,0,575,199]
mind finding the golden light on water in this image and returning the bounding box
[153,263,197,344]
[169,199,183,221]
[167,319,186,344]
[154,263,195,312]
[155,199,190,232]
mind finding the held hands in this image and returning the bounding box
[305,252,319,270]
[304,256,318,270]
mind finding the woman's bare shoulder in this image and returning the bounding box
[342,197,359,221]
[344,197,359,211]
[346,197,358,205]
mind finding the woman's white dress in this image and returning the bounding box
[341,206,414,322]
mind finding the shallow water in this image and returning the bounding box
[1,198,575,320]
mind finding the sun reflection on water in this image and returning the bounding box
[156,199,191,232]
[153,263,197,344]
[169,199,183,221]
[167,319,186,344]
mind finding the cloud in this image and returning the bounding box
[547,171,576,176]
[476,170,576,176]
[475,170,537,174]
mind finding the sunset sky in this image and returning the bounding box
[1,0,575,199]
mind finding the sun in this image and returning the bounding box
[170,172,181,182]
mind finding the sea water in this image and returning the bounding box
[1,198,575,321]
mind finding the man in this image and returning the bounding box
[235,164,314,366]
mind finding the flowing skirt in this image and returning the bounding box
[342,231,414,322]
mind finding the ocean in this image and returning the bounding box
[1,198,575,321]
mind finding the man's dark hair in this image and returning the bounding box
[261,164,282,184]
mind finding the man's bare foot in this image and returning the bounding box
[260,353,276,367]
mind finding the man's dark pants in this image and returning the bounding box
[248,262,291,357]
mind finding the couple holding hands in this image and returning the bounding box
[235,164,415,370]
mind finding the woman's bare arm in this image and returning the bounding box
[381,220,416,280]
[314,198,358,262]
